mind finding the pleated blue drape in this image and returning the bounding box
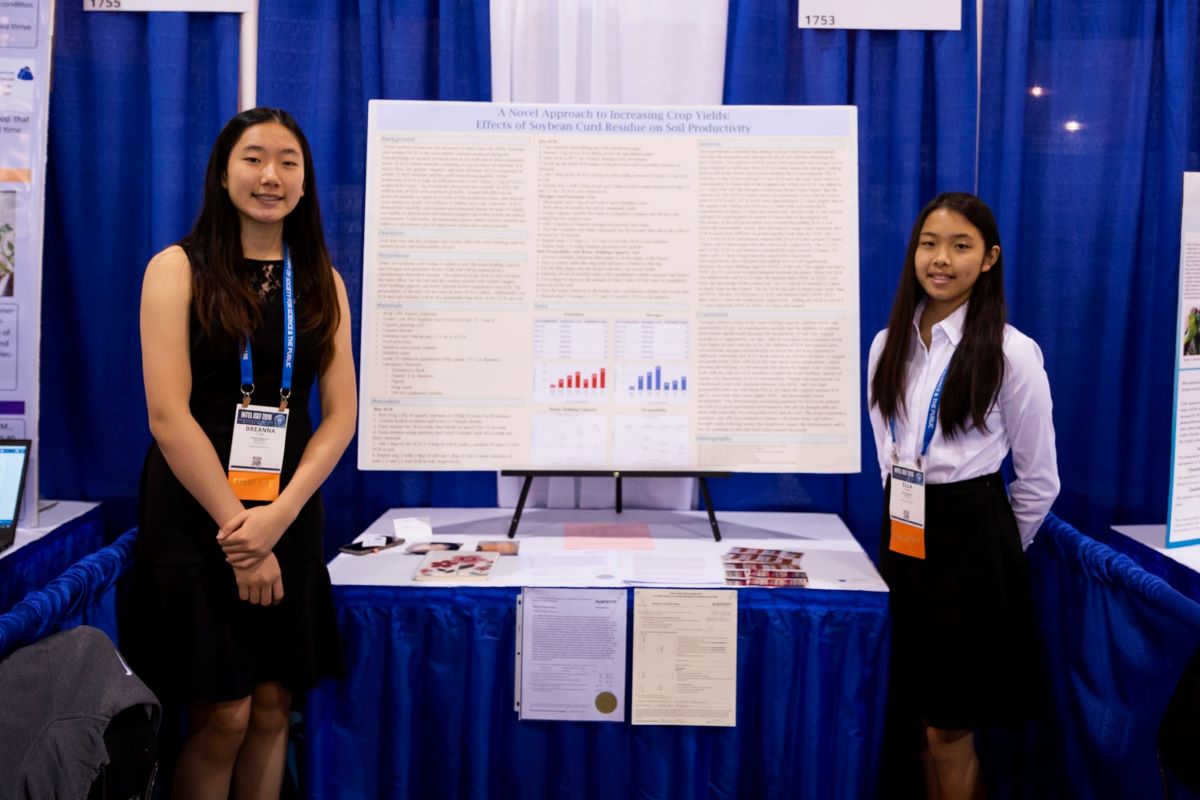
[43,7,239,503]
[978,0,1200,538]
[0,530,136,659]
[43,1,493,553]
[304,585,889,799]
[1019,515,1200,796]
[0,506,105,615]
[255,0,496,552]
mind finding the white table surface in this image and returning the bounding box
[0,500,101,562]
[1111,524,1200,573]
[329,507,887,592]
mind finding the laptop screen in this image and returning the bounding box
[0,441,30,528]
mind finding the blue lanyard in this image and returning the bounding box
[889,363,949,465]
[239,246,295,409]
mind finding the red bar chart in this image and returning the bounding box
[534,363,609,404]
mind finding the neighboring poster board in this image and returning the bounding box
[1168,173,1200,547]
[0,0,52,526]
[357,101,860,474]
[797,0,960,31]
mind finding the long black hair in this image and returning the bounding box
[179,107,340,370]
[870,192,1007,438]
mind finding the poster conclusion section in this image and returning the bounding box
[358,101,860,473]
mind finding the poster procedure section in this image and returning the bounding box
[1169,172,1200,546]
[358,101,860,473]
[0,0,51,525]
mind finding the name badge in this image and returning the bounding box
[889,463,926,560]
[228,404,289,501]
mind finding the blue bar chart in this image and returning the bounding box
[618,364,689,405]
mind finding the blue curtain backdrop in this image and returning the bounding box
[978,0,1200,538]
[721,0,979,556]
[42,1,493,554]
[254,0,494,552]
[1019,516,1200,797]
[43,8,239,506]
[39,0,1200,557]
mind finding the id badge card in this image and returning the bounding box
[228,404,289,501]
[889,463,926,559]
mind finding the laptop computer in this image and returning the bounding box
[0,439,31,553]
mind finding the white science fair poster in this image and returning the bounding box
[0,0,52,526]
[1168,173,1200,547]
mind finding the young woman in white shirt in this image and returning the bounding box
[867,192,1059,800]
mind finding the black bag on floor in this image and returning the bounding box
[0,626,160,800]
[1159,644,1200,793]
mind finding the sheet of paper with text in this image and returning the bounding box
[631,588,737,726]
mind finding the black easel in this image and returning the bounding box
[500,470,730,541]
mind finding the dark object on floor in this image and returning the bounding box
[1159,645,1200,793]
[0,626,160,800]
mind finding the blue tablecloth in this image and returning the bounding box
[302,585,890,800]
[0,529,135,660]
[1093,527,1200,606]
[983,515,1200,799]
[0,503,105,616]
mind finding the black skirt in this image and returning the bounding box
[880,471,1038,730]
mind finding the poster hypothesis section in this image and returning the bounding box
[358,101,859,473]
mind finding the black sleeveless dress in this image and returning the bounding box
[128,258,343,704]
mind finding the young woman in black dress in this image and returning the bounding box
[868,192,1059,799]
[133,107,355,798]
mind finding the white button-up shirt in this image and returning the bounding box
[867,301,1060,547]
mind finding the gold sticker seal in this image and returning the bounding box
[594,691,618,714]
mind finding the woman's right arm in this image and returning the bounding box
[140,246,247,529]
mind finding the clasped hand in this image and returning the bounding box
[233,552,284,606]
[218,504,295,605]
[217,503,293,568]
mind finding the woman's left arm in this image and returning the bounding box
[219,270,357,564]
[1000,334,1060,548]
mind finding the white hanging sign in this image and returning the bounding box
[797,0,961,31]
[83,1,254,11]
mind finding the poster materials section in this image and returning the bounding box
[1168,173,1200,546]
[358,101,860,474]
[0,0,50,526]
